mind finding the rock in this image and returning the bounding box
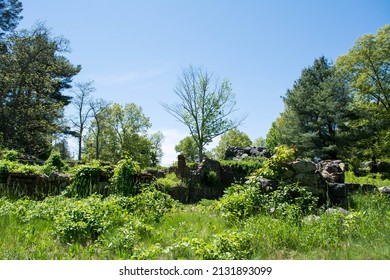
[304,215,321,223]
[223,146,270,160]
[291,160,317,173]
[250,147,260,157]
[378,186,390,196]
[319,160,345,183]
[327,183,349,208]
[328,183,348,197]
[325,207,350,215]
[293,172,322,187]
[241,153,249,159]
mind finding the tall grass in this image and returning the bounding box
[1,191,390,259]
[345,170,390,187]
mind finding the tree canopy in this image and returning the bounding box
[272,56,351,159]
[336,24,390,164]
[163,66,244,162]
[0,24,81,158]
[174,136,199,163]
[0,0,23,39]
[84,102,152,166]
[215,129,252,160]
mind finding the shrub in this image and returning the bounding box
[220,158,264,176]
[0,160,13,175]
[53,195,128,244]
[2,150,19,161]
[111,158,141,196]
[163,231,254,260]
[203,170,220,187]
[154,172,182,191]
[268,183,318,220]
[66,163,112,197]
[256,145,296,180]
[128,189,176,223]
[218,184,266,222]
[43,151,68,175]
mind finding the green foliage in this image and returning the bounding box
[256,145,296,180]
[127,189,176,223]
[154,172,183,191]
[218,184,265,222]
[53,195,116,244]
[149,131,164,167]
[110,158,141,196]
[0,159,12,175]
[204,170,219,187]
[0,159,43,176]
[276,57,352,159]
[0,0,23,38]
[220,158,263,179]
[345,170,390,187]
[66,162,112,198]
[174,136,199,162]
[0,24,81,158]
[161,231,253,260]
[1,190,390,259]
[268,183,318,220]
[163,65,244,162]
[84,103,152,166]
[43,151,68,175]
[1,149,19,161]
[215,129,252,160]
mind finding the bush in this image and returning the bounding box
[268,183,318,220]
[2,150,19,161]
[111,158,141,196]
[128,189,176,223]
[218,184,267,222]
[154,172,183,191]
[66,163,112,198]
[220,158,264,176]
[53,195,128,244]
[256,145,296,180]
[43,151,68,175]
[0,160,13,175]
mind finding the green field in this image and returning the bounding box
[1,181,389,260]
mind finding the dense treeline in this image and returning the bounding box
[1,0,389,170]
[266,24,390,170]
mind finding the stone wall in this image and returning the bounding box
[0,172,70,199]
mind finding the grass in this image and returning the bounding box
[345,170,390,187]
[1,178,390,259]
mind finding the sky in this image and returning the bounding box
[17,0,390,165]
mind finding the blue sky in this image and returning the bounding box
[18,0,389,165]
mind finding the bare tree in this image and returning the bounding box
[163,66,245,162]
[71,81,95,160]
[88,98,111,160]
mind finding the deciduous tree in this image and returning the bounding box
[70,81,95,160]
[215,129,252,160]
[163,66,244,162]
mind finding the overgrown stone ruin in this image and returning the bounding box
[224,146,271,160]
[0,172,70,199]
[1,147,390,205]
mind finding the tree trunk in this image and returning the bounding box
[198,144,203,162]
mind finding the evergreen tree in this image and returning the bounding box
[0,24,80,158]
[279,56,351,159]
